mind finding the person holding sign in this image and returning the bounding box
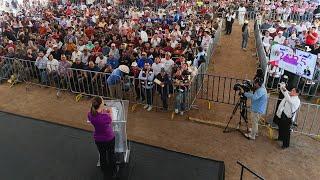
[88,97,116,178]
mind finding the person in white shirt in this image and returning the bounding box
[152,57,164,76]
[267,64,284,88]
[201,30,213,52]
[140,28,149,43]
[95,53,108,69]
[273,31,286,44]
[150,34,161,48]
[161,52,175,75]
[47,54,59,73]
[263,31,273,54]
[80,48,90,65]
[276,84,301,148]
[226,10,236,35]
[238,4,247,25]
[71,48,82,62]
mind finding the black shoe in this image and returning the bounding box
[274,138,282,141]
[281,145,289,149]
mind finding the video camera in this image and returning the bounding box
[233,80,253,93]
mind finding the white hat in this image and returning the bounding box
[268,27,276,33]
[119,65,130,74]
[244,20,249,24]
[131,62,138,67]
[278,31,283,34]
[8,40,13,43]
[279,23,286,28]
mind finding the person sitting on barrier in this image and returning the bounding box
[243,78,268,140]
[107,64,130,99]
[139,62,155,111]
[87,96,116,178]
[262,31,273,55]
[155,67,170,111]
[173,66,190,116]
[275,84,301,149]
[274,31,286,44]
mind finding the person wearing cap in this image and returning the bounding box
[274,31,286,44]
[262,31,273,55]
[107,65,129,99]
[109,43,120,60]
[129,62,142,101]
[156,67,170,111]
[241,20,250,50]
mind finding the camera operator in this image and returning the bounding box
[275,84,301,149]
[243,78,268,140]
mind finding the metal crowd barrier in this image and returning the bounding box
[265,97,320,137]
[198,74,243,105]
[0,56,203,111]
[253,20,269,82]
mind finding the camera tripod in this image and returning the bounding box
[223,94,250,138]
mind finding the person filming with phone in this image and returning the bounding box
[275,83,301,149]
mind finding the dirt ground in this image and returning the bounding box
[1,24,320,180]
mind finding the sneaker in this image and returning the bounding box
[245,133,255,140]
[96,160,100,167]
[180,111,184,116]
[147,106,153,111]
[174,109,179,114]
[143,104,149,109]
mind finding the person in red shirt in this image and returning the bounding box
[92,42,102,56]
[305,27,318,48]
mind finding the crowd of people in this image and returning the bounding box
[0,1,219,114]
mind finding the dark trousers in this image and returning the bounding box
[226,21,233,34]
[95,138,116,175]
[142,88,153,105]
[278,113,292,148]
[158,87,168,109]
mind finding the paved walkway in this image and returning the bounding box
[208,22,257,79]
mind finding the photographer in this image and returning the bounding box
[275,84,301,149]
[243,78,268,140]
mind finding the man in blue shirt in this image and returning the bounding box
[107,65,129,99]
[243,78,268,140]
[137,52,153,69]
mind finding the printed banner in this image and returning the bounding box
[270,44,317,80]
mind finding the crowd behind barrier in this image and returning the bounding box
[252,11,320,99]
[0,0,222,114]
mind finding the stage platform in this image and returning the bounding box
[0,112,225,180]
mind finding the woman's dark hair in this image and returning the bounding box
[91,97,102,116]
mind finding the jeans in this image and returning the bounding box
[95,137,116,175]
[175,90,187,111]
[242,36,248,49]
[142,88,153,106]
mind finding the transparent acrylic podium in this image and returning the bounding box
[105,99,130,164]
[96,99,130,167]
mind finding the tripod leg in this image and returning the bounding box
[224,100,240,132]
